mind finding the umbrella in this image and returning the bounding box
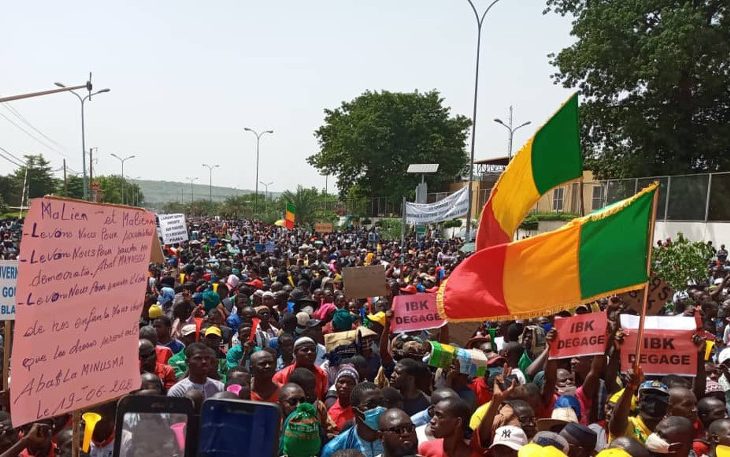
[459,242,475,253]
[274,219,286,227]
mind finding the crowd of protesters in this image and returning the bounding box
[3,217,730,457]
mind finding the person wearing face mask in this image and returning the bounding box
[321,382,385,457]
[609,371,670,445]
[644,416,695,457]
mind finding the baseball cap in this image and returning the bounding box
[204,326,222,338]
[490,426,527,450]
[180,324,196,337]
[531,432,570,454]
[246,278,264,289]
[399,284,418,294]
[719,347,730,365]
[518,442,567,457]
[638,380,669,397]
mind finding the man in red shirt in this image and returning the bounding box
[419,398,482,457]
[329,364,359,430]
[139,339,176,391]
[250,350,280,402]
[273,337,328,400]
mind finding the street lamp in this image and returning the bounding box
[110,154,136,204]
[243,127,274,215]
[185,177,199,203]
[259,181,273,213]
[494,106,531,161]
[202,164,219,203]
[55,79,110,200]
[130,176,142,206]
[463,0,502,242]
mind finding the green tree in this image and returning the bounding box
[13,154,58,199]
[279,186,322,227]
[545,1,730,178]
[652,234,712,291]
[308,90,471,201]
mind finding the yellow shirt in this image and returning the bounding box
[620,415,651,444]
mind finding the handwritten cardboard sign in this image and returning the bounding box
[342,265,388,299]
[157,213,188,245]
[0,260,17,320]
[618,275,674,315]
[314,222,334,233]
[10,198,155,426]
[549,312,608,360]
[619,314,697,376]
[391,293,445,333]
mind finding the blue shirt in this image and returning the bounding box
[321,426,383,457]
[411,409,431,427]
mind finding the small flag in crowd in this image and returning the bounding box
[285,202,296,229]
[475,93,583,250]
[439,183,657,321]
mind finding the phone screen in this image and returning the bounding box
[198,400,280,457]
[118,412,189,457]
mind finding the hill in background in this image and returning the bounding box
[132,179,277,208]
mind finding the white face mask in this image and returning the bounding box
[645,433,673,454]
[557,385,577,397]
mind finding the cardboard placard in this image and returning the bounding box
[619,314,697,376]
[157,213,188,245]
[314,222,334,234]
[10,198,155,426]
[342,265,387,299]
[391,293,445,333]
[549,312,608,359]
[0,261,17,320]
[618,275,674,315]
[448,322,480,347]
[150,233,165,265]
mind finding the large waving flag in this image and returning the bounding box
[476,94,582,250]
[439,183,657,321]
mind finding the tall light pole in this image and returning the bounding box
[110,154,135,204]
[243,127,274,215]
[185,177,199,203]
[130,176,142,206]
[55,78,110,200]
[494,106,531,161]
[202,164,219,203]
[260,181,273,214]
[464,0,502,242]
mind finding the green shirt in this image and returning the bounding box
[169,350,228,383]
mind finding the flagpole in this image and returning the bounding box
[632,183,660,368]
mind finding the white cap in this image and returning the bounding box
[489,426,527,450]
[719,347,730,365]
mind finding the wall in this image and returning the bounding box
[654,222,730,244]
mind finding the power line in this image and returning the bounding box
[0,111,69,158]
[2,103,68,152]
[0,147,24,167]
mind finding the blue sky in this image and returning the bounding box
[0,0,575,194]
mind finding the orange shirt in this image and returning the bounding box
[251,382,282,403]
[272,364,329,400]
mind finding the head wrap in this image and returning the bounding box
[335,364,359,385]
[202,290,221,311]
[293,337,316,351]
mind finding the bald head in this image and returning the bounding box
[709,419,730,446]
[698,397,727,429]
[430,388,460,406]
[608,436,651,457]
[379,408,411,429]
[668,387,697,420]
[655,416,694,454]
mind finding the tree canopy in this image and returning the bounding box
[545,0,730,178]
[307,90,471,202]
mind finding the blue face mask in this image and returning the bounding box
[361,406,386,431]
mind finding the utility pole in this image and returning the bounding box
[89,148,94,186]
[63,159,67,195]
[494,106,531,161]
[202,164,219,203]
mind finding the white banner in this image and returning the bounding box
[0,260,17,320]
[158,213,189,244]
[405,186,469,224]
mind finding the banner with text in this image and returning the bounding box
[157,213,188,245]
[549,312,607,359]
[10,198,156,426]
[0,260,17,320]
[405,187,469,225]
[391,293,446,333]
[619,314,697,376]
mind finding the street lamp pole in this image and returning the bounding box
[110,154,136,204]
[243,127,274,215]
[202,164,219,203]
[259,181,273,214]
[464,0,502,242]
[185,177,199,203]
[55,79,111,201]
[494,106,531,161]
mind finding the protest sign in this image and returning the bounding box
[391,293,445,333]
[0,260,17,320]
[405,186,469,224]
[618,274,674,315]
[255,243,265,254]
[157,213,188,245]
[265,241,276,253]
[619,314,697,376]
[342,265,387,299]
[10,198,155,426]
[314,222,333,233]
[549,312,608,359]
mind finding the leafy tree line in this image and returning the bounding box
[0,154,144,212]
[160,185,339,227]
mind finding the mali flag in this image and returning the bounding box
[476,94,582,250]
[285,202,295,229]
[439,183,657,321]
